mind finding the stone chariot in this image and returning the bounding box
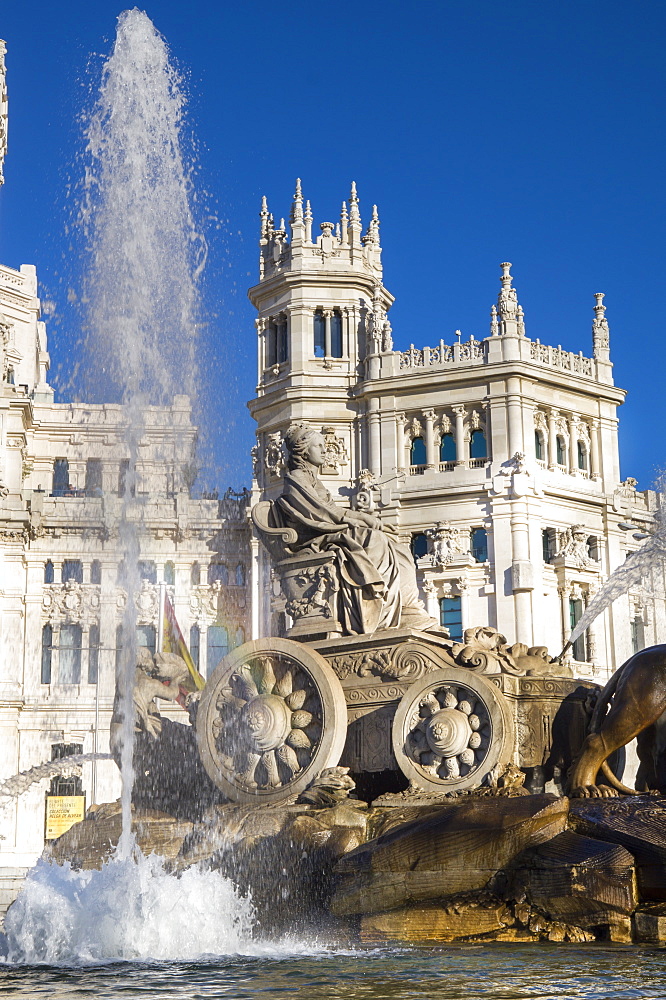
[195,500,591,805]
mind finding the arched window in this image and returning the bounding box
[62,560,83,584]
[52,458,69,497]
[313,310,326,358]
[235,563,246,587]
[41,625,53,684]
[191,561,201,586]
[208,562,228,586]
[411,533,428,561]
[577,441,587,471]
[440,597,463,642]
[556,436,566,466]
[164,561,175,586]
[470,430,487,460]
[207,625,229,676]
[44,560,54,584]
[410,436,426,466]
[189,624,200,667]
[535,430,544,461]
[439,433,456,462]
[138,561,157,584]
[90,560,102,585]
[88,623,100,684]
[471,527,488,563]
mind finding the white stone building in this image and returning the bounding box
[248,180,662,677]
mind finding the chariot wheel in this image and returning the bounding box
[392,667,513,794]
[196,638,348,804]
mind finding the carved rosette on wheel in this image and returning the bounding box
[392,667,514,794]
[196,638,348,804]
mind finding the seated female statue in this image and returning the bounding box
[273,422,439,636]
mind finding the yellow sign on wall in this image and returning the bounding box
[44,795,86,841]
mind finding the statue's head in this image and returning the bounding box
[283,422,326,471]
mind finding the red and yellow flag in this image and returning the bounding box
[161,590,206,691]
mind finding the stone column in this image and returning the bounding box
[453,406,466,467]
[590,419,601,480]
[548,408,558,469]
[506,376,523,457]
[558,584,571,653]
[568,416,578,475]
[342,307,350,360]
[422,580,439,621]
[367,398,381,477]
[510,509,533,646]
[424,409,436,469]
[395,412,407,472]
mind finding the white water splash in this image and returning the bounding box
[0,753,112,801]
[77,8,206,853]
[568,496,666,651]
[1,849,255,966]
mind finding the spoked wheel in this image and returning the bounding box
[392,667,514,794]
[196,638,348,804]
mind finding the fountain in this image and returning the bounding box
[5,10,666,991]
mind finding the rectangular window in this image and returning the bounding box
[138,561,157,584]
[440,596,463,642]
[118,459,135,497]
[136,624,156,658]
[556,437,565,466]
[41,625,53,684]
[85,459,103,496]
[631,617,645,656]
[62,560,83,584]
[542,529,552,563]
[88,623,100,684]
[313,311,325,358]
[59,624,82,684]
[277,320,288,363]
[471,528,488,563]
[190,624,200,668]
[330,313,343,357]
[207,625,229,676]
[569,598,586,661]
[52,458,69,496]
[577,441,586,470]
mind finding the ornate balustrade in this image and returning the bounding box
[530,340,593,377]
[399,338,485,370]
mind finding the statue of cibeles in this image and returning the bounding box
[273,422,439,635]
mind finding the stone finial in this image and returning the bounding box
[290,177,303,224]
[592,292,610,357]
[348,182,362,245]
[260,195,270,239]
[363,204,380,246]
[497,261,520,333]
[304,199,313,243]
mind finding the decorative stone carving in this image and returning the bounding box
[613,477,639,514]
[497,262,519,320]
[263,432,285,478]
[425,521,466,566]
[250,444,260,478]
[111,648,191,742]
[320,425,348,475]
[354,468,378,512]
[592,292,610,352]
[555,524,593,569]
[42,582,101,624]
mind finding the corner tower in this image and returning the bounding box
[248,180,393,500]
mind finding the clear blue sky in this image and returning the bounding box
[1,1,664,491]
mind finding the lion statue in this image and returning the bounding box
[567,644,666,797]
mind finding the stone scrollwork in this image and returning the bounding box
[42,582,101,624]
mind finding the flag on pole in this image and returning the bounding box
[159,587,206,691]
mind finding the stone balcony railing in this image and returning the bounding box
[529,340,593,377]
[399,338,485,370]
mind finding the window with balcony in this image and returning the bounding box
[136,624,156,657]
[410,436,426,466]
[85,458,103,496]
[62,560,83,584]
[118,459,135,497]
[440,433,456,462]
[577,441,587,471]
[535,430,544,461]
[556,436,566,466]
[469,430,487,460]
[52,458,70,497]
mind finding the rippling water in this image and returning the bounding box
[2,944,666,1000]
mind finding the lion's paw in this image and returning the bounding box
[570,784,619,799]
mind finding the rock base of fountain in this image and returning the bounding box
[44,790,666,945]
